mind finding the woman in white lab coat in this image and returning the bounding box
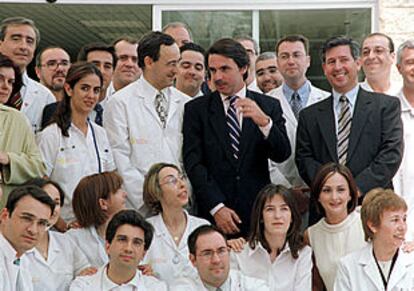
[304,163,365,291]
[334,188,414,291]
[142,162,209,285]
[65,171,127,268]
[230,184,312,291]
[21,178,94,291]
[37,62,115,224]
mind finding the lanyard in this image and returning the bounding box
[373,249,398,290]
[88,120,102,173]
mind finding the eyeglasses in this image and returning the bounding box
[41,60,70,70]
[17,214,51,232]
[197,247,229,260]
[159,173,186,187]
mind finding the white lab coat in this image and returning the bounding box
[70,264,167,291]
[20,72,56,133]
[143,211,209,284]
[334,243,414,291]
[394,90,414,240]
[360,80,401,97]
[65,227,108,268]
[103,77,191,211]
[21,230,90,291]
[36,122,115,221]
[0,234,34,291]
[267,83,330,187]
[170,269,270,291]
[230,243,312,291]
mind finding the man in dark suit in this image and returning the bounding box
[295,36,403,224]
[183,38,291,236]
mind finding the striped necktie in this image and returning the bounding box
[226,96,241,159]
[337,95,352,165]
[8,91,23,110]
[155,92,168,128]
[290,92,302,120]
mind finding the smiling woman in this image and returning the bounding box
[36,62,115,224]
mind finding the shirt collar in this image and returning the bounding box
[332,84,360,107]
[247,241,291,257]
[102,264,140,289]
[220,85,247,102]
[204,276,231,291]
[282,80,310,99]
[141,76,171,98]
[0,233,20,261]
[398,89,414,113]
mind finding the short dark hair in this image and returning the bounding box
[180,42,205,56]
[72,171,123,228]
[6,185,55,216]
[35,46,69,68]
[0,53,23,101]
[320,36,360,63]
[0,17,40,45]
[138,31,175,69]
[248,184,304,259]
[77,42,117,67]
[188,225,226,255]
[206,38,249,80]
[362,32,394,53]
[311,163,359,217]
[235,36,260,55]
[23,178,65,207]
[106,209,154,251]
[276,35,309,55]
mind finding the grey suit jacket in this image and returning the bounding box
[295,87,403,194]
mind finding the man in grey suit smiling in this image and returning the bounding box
[295,36,403,224]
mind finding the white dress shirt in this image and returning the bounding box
[65,227,108,268]
[143,211,209,284]
[0,233,34,291]
[360,79,401,97]
[230,242,312,291]
[70,264,167,291]
[21,230,90,291]
[170,269,269,291]
[20,72,56,133]
[37,122,115,221]
[103,77,190,212]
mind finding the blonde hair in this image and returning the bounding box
[361,188,407,241]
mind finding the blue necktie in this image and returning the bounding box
[226,96,241,159]
[290,92,302,120]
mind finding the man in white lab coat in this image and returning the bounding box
[170,225,269,291]
[0,17,56,133]
[104,31,190,214]
[0,185,55,291]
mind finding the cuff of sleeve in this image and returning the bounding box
[210,203,225,216]
[259,118,273,139]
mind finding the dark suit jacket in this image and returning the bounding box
[183,90,291,235]
[41,101,59,130]
[296,87,403,198]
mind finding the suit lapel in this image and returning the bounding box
[347,89,373,162]
[238,91,257,164]
[387,252,413,290]
[360,246,384,290]
[316,97,338,161]
[208,92,237,166]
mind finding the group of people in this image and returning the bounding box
[0,13,413,291]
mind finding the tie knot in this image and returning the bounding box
[228,95,238,106]
[292,92,300,100]
[13,258,21,266]
[340,95,348,103]
[94,103,103,113]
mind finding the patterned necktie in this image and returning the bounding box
[337,95,352,165]
[94,103,103,126]
[155,92,168,128]
[290,92,302,120]
[226,96,241,159]
[8,91,23,110]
